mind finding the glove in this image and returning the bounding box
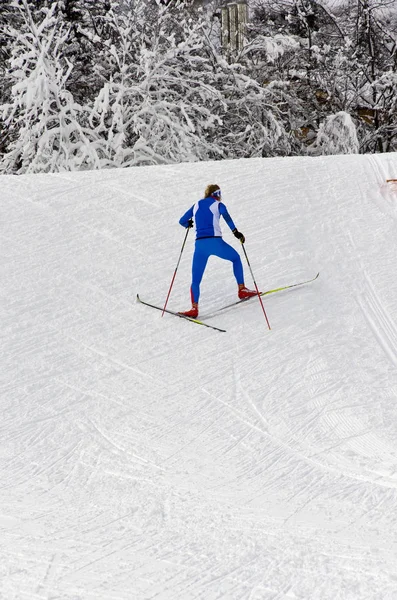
[187,218,194,228]
[232,228,245,244]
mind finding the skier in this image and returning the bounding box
[178,184,257,317]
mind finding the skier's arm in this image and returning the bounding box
[219,202,236,231]
[179,206,194,228]
[219,203,245,243]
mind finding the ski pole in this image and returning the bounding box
[162,226,190,316]
[240,243,271,330]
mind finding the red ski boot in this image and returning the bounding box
[179,302,199,318]
[238,285,258,300]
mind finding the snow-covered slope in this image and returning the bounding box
[1,152,397,599]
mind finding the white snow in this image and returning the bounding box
[1,152,397,599]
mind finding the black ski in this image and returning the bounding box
[137,295,226,332]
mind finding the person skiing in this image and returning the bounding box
[178,184,257,318]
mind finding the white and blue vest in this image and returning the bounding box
[179,197,236,239]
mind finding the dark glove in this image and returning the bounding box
[187,218,194,228]
[232,228,245,244]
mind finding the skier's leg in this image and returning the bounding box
[212,238,244,285]
[211,238,257,298]
[179,241,211,316]
[191,243,210,304]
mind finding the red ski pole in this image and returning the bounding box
[162,227,191,316]
[240,242,271,330]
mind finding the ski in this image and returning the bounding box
[137,294,226,333]
[205,272,320,316]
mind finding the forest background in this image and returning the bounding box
[0,0,396,174]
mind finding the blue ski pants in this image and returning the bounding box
[190,237,244,304]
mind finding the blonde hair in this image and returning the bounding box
[204,184,220,198]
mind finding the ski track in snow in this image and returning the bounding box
[2,155,397,599]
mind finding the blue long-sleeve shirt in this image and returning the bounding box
[179,197,236,239]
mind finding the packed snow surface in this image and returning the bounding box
[2,152,397,599]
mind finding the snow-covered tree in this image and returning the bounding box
[208,58,296,158]
[130,5,224,164]
[249,0,397,153]
[51,0,115,104]
[0,1,103,174]
[2,0,396,173]
[312,111,359,155]
[366,71,397,153]
[346,0,397,152]
[88,1,224,166]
